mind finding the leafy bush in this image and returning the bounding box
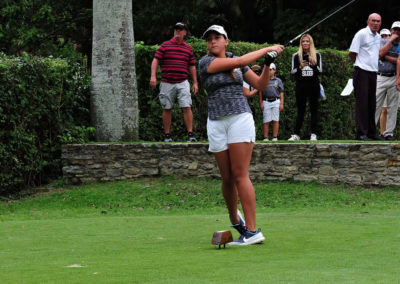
[135,37,366,141]
[0,53,91,195]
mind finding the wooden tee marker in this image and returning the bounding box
[211,230,233,249]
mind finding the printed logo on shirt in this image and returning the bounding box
[302,66,313,77]
[234,68,242,77]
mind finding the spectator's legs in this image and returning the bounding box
[263,122,270,139]
[353,68,371,137]
[309,84,320,134]
[272,121,279,138]
[162,109,172,134]
[294,89,307,135]
[182,107,193,133]
[380,108,387,134]
[383,80,400,136]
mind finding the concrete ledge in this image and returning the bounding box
[62,143,400,187]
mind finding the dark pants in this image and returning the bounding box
[353,67,377,138]
[294,83,320,135]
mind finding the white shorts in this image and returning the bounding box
[159,80,192,109]
[207,112,255,153]
[262,99,280,123]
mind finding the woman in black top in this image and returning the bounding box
[288,34,322,141]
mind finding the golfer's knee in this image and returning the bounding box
[231,171,249,186]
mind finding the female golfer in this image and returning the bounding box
[199,25,284,245]
[288,34,322,141]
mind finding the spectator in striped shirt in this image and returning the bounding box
[150,22,198,142]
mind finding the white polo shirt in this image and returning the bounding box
[349,26,381,72]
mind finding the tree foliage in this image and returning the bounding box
[132,0,400,50]
[1,0,400,58]
[0,0,91,58]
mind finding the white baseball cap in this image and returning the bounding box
[391,21,400,29]
[202,25,228,39]
[270,63,276,69]
[380,29,391,36]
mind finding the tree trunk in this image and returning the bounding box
[91,0,139,141]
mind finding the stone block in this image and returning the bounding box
[188,161,198,170]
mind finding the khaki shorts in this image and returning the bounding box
[159,80,192,109]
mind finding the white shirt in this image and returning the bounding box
[349,26,381,72]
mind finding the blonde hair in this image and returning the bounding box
[298,34,317,63]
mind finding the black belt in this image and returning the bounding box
[354,66,377,74]
[377,72,395,77]
[265,98,278,102]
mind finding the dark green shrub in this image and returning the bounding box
[0,53,91,195]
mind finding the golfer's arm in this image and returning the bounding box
[207,46,280,73]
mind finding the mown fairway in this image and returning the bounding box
[1,177,399,283]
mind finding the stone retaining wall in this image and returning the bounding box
[62,143,400,187]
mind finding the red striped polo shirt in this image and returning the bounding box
[154,38,195,84]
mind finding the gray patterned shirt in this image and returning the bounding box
[199,52,251,120]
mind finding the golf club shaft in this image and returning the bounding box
[284,0,357,46]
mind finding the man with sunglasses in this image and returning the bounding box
[150,22,198,142]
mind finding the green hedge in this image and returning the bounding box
[0,53,92,195]
[135,37,364,141]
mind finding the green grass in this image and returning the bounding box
[1,177,400,283]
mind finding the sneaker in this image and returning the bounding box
[288,134,300,141]
[187,132,197,142]
[164,134,173,142]
[271,137,278,141]
[263,138,269,141]
[228,229,265,246]
[231,210,247,236]
[371,134,385,141]
[310,133,317,141]
[384,135,395,141]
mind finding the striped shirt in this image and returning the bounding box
[154,38,195,84]
[199,52,251,120]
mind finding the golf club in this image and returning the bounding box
[284,0,358,46]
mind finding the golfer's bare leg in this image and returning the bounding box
[228,142,256,231]
[214,150,239,224]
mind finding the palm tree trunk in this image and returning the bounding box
[91,0,139,141]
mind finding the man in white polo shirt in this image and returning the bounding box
[349,13,382,141]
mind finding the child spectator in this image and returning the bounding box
[258,63,284,141]
[243,65,262,119]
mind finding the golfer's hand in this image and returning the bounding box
[149,77,157,89]
[192,82,198,95]
[396,78,400,91]
[260,104,264,111]
[269,45,285,55]
[279,104,284,111]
